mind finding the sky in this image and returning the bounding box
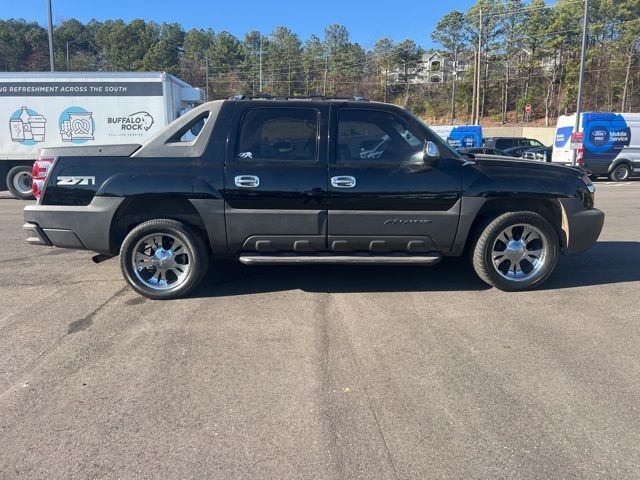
[3,0,478,50]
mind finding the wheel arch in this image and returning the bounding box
[456,196,564,256]
[109,196,210,255]
[608,158,633,174]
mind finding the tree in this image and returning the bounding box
[242,30,262,94]
[431,11,469,122]
[372,38,396,102]
[324,24,350,95]
[179,28,215,93]
[395,40,423,106]
[467,0,503,120]
[498,0,527,123]
[53,18,97,71]
[94,19,158,71]
[143,23,184,74]
[206,31,245,97]
[0,19,48,71]
[519,0,550,121]
[302,35,326,95]
[266,26,301,96]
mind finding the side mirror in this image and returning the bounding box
[423,141,440,165]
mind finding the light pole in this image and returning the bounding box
[259,35,263,92]
[572,0,590,166]
[66,40,74,71]
[46,0,55,71]
[204,55,209,102]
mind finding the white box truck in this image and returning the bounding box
[0,72,202,198]
[552,112,640,181]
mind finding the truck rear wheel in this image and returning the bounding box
[472,211,559,291]
[120,219,209,300]
[6,166,34,200]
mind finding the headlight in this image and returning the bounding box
[581,174,596,193]
[579,174,595,208]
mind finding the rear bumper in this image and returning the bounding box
[558,198,605,255]
[23,222,52,246]
[23,197,124,254]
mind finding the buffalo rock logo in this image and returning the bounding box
[108,111,154,133]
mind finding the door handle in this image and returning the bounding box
[234,175,260,188]
[331,176,356,188]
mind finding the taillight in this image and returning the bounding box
[32,158,54,200]
[576,146,585,166]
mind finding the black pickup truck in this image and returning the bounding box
[24,96,604,299]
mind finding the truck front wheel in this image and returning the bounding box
[472,211,559,291]
[6,166,34,200]
[120,219,209,300]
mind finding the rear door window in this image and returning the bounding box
[236,108,318,162]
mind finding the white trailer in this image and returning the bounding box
[0,72,202,198]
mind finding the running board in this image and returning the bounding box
[238,253,443,265]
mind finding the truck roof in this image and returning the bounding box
[0,71,193,88]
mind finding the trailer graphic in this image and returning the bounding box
[0,72,202,199]
[9,107,47,145]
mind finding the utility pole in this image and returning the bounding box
[204,55,209,102]
[47,0,55,71]
[259,35,263,92]
[572,0,590,166]
[323,53,329,96]
[451,48,457,124]
[66,41,70,71]
[475,7,483,125]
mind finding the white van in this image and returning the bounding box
[552,112,640,181]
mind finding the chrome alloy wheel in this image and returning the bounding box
[131,233,192,291]
[491,223,547,282]
[13,170,32,195]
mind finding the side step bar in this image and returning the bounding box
[238,253,443,266]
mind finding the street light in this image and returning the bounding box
[572,0,590,166]
[66,40,75,71]
[46,0,55,71]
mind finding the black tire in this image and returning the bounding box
[6,166,34,200]
[472,211,559,291]
[119,219,209,300]
[609,163,631,182]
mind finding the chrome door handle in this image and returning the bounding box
[234,175,260,188]
[331,176,356,188]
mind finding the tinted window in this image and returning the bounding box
[496,139,517,150]
[236,108,318,162]
[337,109,424,163]
[168,112,209,143]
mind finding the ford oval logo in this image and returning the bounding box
[592,129,607,137]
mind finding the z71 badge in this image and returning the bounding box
[56,176,96,186]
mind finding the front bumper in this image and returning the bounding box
[558,198,605,255]
[23,197,124,254]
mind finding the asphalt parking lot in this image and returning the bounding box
[1,181,639,480]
